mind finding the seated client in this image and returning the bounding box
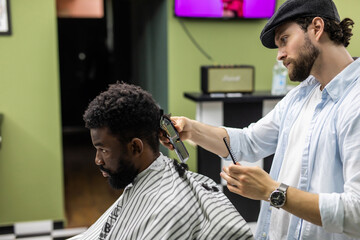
[69,82,254,240]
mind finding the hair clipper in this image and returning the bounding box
[160,116,189,163]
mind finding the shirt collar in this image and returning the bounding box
[323,58,360,102]
[297,76,320,98]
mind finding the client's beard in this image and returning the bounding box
[100,160,139,189]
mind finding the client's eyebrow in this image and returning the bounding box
[93,142,105,147]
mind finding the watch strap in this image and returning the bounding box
[278,183,289,193]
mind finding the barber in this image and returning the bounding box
[161,0,360,239]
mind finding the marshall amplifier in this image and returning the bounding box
[201,65,255,93]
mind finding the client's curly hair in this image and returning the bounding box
[294,17,354,47]
[83,82,161,152]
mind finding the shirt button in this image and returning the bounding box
[262,232,267,237]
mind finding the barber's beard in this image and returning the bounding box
[288,34,320,82]
[100,157,139,190]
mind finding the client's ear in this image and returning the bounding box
[130,138,143,155]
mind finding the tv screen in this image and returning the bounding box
[174,0,276,19]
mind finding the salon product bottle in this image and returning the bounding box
[271,60,288,95]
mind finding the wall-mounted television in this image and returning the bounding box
[174,0,276,19]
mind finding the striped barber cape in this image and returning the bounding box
[69,153,254,240]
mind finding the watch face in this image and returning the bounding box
[271,191,285,206]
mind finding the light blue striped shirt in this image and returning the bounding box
[224,58,360,240]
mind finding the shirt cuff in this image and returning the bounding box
[220,126,240,162]
[319,193,344,234]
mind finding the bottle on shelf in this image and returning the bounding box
[271,60,288,95]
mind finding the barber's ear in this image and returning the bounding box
[129,138,143,155]
[311,17,325,41]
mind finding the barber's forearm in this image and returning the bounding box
[188,119,229,157]
[282,187,322,226]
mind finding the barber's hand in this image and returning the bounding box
[220,163,278,201]
[159,116,192,150]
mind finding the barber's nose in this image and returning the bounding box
[277,48,286,61]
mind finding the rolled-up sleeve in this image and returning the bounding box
[319,186,360,238]
[319,193,344,234]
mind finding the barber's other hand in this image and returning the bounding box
[220,163,278,201]
[159,116,192,150]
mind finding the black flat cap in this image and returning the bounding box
[260,0,340,49]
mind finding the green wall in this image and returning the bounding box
[167,0,360,171]
[0,0,64,225]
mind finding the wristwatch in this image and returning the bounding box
[269,183,289,208]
